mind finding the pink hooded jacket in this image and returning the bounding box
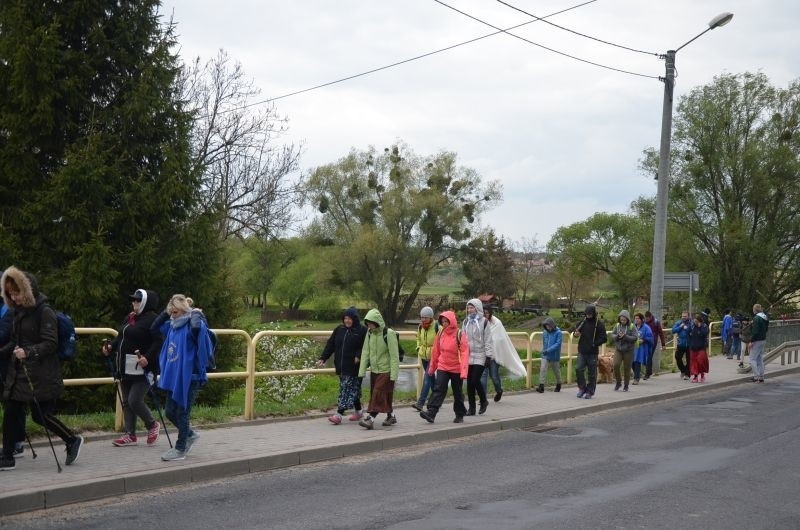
[429,310,469,379]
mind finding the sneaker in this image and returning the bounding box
[643,375,651,381]
[576,389,586,399]
[466,408,476,416]
[623,385,629,392]
[583,392,593,399]
[348,411,362,421]
[691,376,698,383]
[682,375,689,381]
[184,431,200,454]
[147,421,161,445]
[161,447,186,461]
[614,382,622,391]
[65,435,83,466]
[328,413,343,425]
[700,374,706,383]
[358,416,374,430]
[453,416,464,423]
[479,401,488,414]
[757,378,765,383]
[411,402,423,412]
[494,390,503,402]
[536,384,544,394]
[0,456,15,471]
[112,433,138,447]
[632,379,639,385]
[13,444,24,459]
[554,384,561,392]
[382,415,397,427]
[419,411,435,423]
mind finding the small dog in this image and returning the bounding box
[597,353,614,384]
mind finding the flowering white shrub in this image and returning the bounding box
[253,324,316,403]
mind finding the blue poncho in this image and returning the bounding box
[157,313,213,409]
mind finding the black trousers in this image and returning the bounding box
[426,370,466,419]
[2,399,76,458]
[675,345,689,376]
[466,364,487,411]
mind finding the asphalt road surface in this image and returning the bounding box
[6,374,800,529]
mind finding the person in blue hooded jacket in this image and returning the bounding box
[153,294,213,462]
[536,317,562,393]
[671,311,692,380]
[632,313,653,385]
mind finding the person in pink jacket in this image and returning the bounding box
[419,310,469,424]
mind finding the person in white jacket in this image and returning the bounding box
[482,307,527,401]
[462,299,493,415]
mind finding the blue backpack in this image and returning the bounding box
[55,311,78,362]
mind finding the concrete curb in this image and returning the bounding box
[2,366,798,516]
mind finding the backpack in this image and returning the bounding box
[55,311,77,362]
[34,304,77,362]
[383,328,405,362]
[190,309,218,369]
[731,318,741,335]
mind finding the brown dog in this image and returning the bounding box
[597,353,614,384]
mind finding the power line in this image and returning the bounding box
[208,0,602,116]
[433,0,659,79]
[496,0,660,56]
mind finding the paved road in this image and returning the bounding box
[6,373,800,529]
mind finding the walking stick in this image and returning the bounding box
[21,361,61,473]
[146,371,172,448]
[25,434,37,459]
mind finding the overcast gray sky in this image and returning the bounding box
[158,0,799,246]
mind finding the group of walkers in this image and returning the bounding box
[0,264,215,472]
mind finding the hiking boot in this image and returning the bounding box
[583,392,593,399]
[382,415,397,427]
[112,433,138,447]
[576,388,586,398]
[146,421,161,445]
[65,436,83,466]
[479,401,488,414]
[536,384,544,394]
[614,381,622,391]
[184,431,200,454]
[554,384,561,392]
[0,456,15,471]
[348,411,362,421]
[466,407,476,416]
[161,447,186,461]
[328,413,343,425]
[453,416,464,423]
[494,390,503,402]
[358,416,374,430]
[419,410,435,423]
[411,402,423,412]
[623,384,629,392]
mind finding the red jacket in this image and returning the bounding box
[429,310,469,379]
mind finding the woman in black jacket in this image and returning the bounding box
[0,266,83,470]
[102,289,164,447]
[315,307,367,425]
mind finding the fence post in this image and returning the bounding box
[566,331,574,385]
[526,332,533,389]
[244,335,257,420]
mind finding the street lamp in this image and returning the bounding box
[648,12,733,322]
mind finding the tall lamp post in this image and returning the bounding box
[648,12,733,322]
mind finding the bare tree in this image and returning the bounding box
[180,50,303,240]
[514,236,541,305]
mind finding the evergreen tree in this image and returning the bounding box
[0,1,234,409]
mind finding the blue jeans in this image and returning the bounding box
[480,359,503,394]
[417,360,434,406]
[165,380,201,452]
[731,336,742,359]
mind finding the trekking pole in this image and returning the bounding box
[146,371,172,448]
[104,356,127,410]
[26,434,37,459]
[20,361,62,473]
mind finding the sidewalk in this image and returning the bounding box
[1,356,793,515]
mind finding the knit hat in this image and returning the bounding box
[420,306,434,319]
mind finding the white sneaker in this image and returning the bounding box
[184,431,200,454]
[161,447,186,461]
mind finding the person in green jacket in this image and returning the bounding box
[412,306,437,411]
[357,309,400,429]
